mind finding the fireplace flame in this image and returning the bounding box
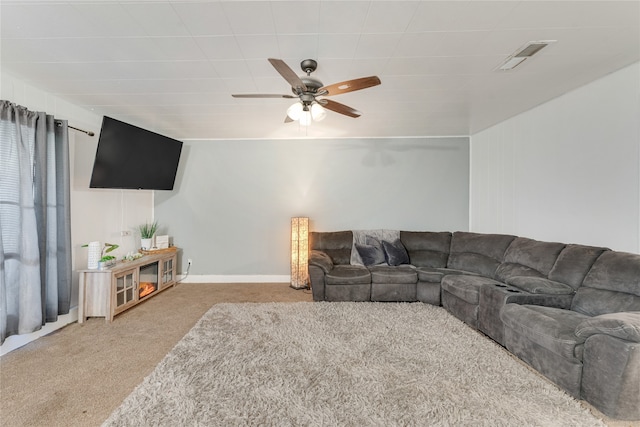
[139,282,155,298]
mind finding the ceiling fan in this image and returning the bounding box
[232,58,381,125]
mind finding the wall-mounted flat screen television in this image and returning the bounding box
[89,116,183,190]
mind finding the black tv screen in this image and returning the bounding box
[90,116,183,190]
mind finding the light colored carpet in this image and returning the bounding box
[103,302,605,426]
[0,283,312,427]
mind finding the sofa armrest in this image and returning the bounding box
[575,312,640,343]
[581,333,640,419]
[309,250,334,273]
[506,276,575,295]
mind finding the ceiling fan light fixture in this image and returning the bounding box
[311,103,326,121]
[287,102,303,120]
[299,109,312,126]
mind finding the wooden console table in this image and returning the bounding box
[78,248,178,323]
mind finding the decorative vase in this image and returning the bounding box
[141,237,153,250]
[87,241,101,270]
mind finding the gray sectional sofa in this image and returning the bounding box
[308,230,640,420]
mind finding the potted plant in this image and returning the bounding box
[139,220,158,250]
[98,254,117,270]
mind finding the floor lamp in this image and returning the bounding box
[290,217,309,289]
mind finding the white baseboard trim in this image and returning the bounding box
[179,274,291,284]
[1,307,78,356]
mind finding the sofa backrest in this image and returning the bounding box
[548,244,609,290]
[400,231,451,268]
[310,231,353,265]
[447,232,517,277]
[572,251,640,316]
[494,237,565,283]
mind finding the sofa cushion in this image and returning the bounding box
[548,244,609,290]
[309,250,334,274]
[447,232,517,277]
[506,277,575,295]
[575,312,640,343]
[381,239,410,266]
[495,263,545,283]
[573,251,640,316]
[572,288,640,317]
[325,265,371,285]
[310,231,353,265]
[355,236,386,266]
[400,231,451,268]
[581,251,640,295]
[369,265,417,284]
[495,237,565,283]
[500,304,589,361]
[441,275,502,305]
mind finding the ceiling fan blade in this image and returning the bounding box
[232,94,296,99]
[319,99,361,118]
[320,76,381,96]
[268,58,308,93]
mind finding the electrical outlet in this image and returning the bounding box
[121,230,132,236]
[187,259,193,266]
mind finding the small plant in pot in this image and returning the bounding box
[139,220,158,250]
[98,254,117,269]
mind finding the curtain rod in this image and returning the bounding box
[69,125,95,137]
[56,121,95,137]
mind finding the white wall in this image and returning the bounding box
[1,72,153,354]
[155,137,470,281]
[470,62,640,253]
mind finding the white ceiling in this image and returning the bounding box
[1,1,639,140]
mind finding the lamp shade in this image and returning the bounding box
[287,102,303,121]
[290,217,309,289]
[311,103,326,121]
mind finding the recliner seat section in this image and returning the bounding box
[309,231,355,302]
[480,243,610,345]
[501,304,589,397]
[476,237,566,343]
[441,232,516,327]
[369,265,417,301]
[325,265,371,301]
[401,231,452,305]
[308,229,640,420]
[501,250,640,420]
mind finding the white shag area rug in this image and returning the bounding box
[103,302,605,427]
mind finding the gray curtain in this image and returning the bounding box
[0,100,72,344]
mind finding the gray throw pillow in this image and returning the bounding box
[355,237,386,266]
[382,239,410,266]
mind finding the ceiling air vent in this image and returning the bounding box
[495,40,556,71]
